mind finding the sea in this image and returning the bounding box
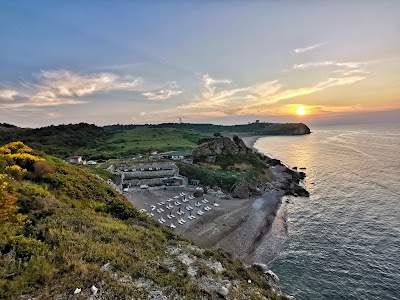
[253,124,400,300]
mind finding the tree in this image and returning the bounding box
[213,132,222,137]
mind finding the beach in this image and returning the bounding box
[125,136,296,265]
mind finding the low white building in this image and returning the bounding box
[66,156,83,165]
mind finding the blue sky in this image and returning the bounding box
[1,1,399,127]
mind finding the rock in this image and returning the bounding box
[73,288,81,295]
[217,286,229,296]
[205,261,224,273]
[100,262,112,272]
[230,183,251,199]
[193,136,252,156]
[291,123,311,135]
[193,190,203,198]
[149,291,167,300]
[90,285,98,295]
[252,263,281,294]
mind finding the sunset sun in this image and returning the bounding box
[296,106,307,116]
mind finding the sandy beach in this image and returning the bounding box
[125,136,292,265]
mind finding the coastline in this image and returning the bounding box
[124,135,307,266]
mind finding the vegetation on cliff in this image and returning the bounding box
[0,142,287,299]
[178,136,274,193]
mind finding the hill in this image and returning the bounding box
[105,122,311,136]
[0,124,206,160]
[0,142,288,299]
[0,123,107,159]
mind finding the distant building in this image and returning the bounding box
[161,151,192,160]
[162,177,184,186]
[190,179,200,186]
[66,156,83,165]
[149,149,158,155]
[112,162,183,188]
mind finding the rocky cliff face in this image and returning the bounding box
[290,123,311,135]
[193,135,253,156]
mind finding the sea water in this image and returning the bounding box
[254,124,400,300]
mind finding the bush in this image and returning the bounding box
[33,162,55,178]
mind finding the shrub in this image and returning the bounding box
[33,162,55,178]
[0,174,18,221]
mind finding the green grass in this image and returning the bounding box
[93,128,203,153]
[85,128,206,159]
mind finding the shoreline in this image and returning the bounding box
[124,135,307,266]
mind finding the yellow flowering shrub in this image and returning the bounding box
[0,141,33,155]
[5,165,27,180]
[0,174,18,221]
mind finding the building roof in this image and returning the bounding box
[66,156,82,159]
[162,151,192,157]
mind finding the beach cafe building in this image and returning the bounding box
[161,151,192,161]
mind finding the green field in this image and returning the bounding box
[87,128,206,159]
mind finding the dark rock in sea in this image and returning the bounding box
[292,166,297,170]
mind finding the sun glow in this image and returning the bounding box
[296,106,307,116]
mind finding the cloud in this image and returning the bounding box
[180,70,367,117]
[142,89,183,100]
[294,42,326,54]
[179,74,249,109]
[293,61,369,70]
[32,70,142,98]
[0,89,18,100]
[333,69,370,76]
[0,70,143,109]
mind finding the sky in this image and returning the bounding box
[0,1,399,127]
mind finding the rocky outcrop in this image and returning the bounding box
[252,264,282,295]
[193,136,252,156]
[230,182,262,199]
[290,123,311,135]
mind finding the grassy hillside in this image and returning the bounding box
[0,142,286,299]
[87,128,205,159]
[0,124,206,160]
[0,123,108,159]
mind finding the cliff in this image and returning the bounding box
[193,135,253,156]
[0,142,288,300]
[190,136,308,199]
